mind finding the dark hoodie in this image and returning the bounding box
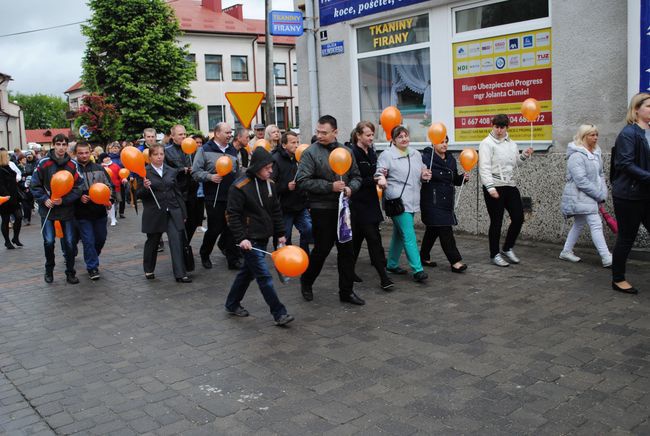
[226,148,285,244]
[30,149,83,221]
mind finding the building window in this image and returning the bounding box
[186,53,196,80]
[70,97,79,111]
[294,106,299,128]
[454,0,549,33]
[230,108,242,129]
[205,55,223,81]
[275,106,286,129]
[292,63,298,86]
[231,55,249,81]
[274,63,287,85]
[189,111,199,130]
[207,105,225,130]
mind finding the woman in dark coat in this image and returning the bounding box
[136,143,191,283]
[0,149,23,249]
[420,136,468,272]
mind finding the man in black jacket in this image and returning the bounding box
[272,131,312,254]
[224,147,294,326]
[73,142,116,281]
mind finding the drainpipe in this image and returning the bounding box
[304,0,320,131]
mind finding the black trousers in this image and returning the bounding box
[21,192,33,223]
[1,208,22,243]
[612,197,650,282]
[483,186,524,258]
[184,198,200,243]
[352,220,388,280]
[200,200,238,263]
[301,208,355,296]
[420,225,462,265]
[143,213,186,279]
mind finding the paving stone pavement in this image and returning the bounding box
[1,213,649,435]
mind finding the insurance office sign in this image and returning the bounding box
[319,0,429,26]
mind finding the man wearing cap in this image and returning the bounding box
[249,123,266,149]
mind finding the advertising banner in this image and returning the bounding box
[269,10,304,36]
[641,0,650,92]
[319,0,428,27]
[452,28,552,143]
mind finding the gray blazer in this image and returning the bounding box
[561,142,607,217]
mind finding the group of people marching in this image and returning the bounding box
[1,92,648,325]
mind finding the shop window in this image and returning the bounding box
[274,63,287,86]
[205,55,222,81]
[455,0,549,33]
[207,105,225,130]
[231,56,249,81]
[186,53,196,80]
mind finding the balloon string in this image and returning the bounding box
[454,169,468,210]
[149,187,161,210]
[213,183,221,208]
[250,246,273,255]
[40,207,52,235]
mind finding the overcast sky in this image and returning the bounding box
[0,0,294,97]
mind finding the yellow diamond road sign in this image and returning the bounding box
[225,92,265,129]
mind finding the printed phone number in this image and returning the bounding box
[460,114,546,126]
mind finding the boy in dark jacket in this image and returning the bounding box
[225,147,294,326]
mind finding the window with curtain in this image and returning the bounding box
[205,55,222,81]
[207,105,225,130]
[274,63,287,85]
[231,56,249,81]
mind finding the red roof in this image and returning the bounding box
[64,80,84,94]
[26,129,73,144]
[169,0,297,45]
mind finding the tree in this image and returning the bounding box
[9,92,68,129]
[73,94,122,146]
[81,0,198,138]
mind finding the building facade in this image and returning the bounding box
[0,73,26,151]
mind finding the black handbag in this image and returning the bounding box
[383,153,410,217]
[183,231,195,272]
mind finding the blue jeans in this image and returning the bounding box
[283,209,312,255]
[225,241,287,321]
[76,217,108,271]
[42,218,76,274]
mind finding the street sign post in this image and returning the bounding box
[79,125,91,139]
[225,92,265,129]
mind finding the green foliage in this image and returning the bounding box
[81,0,199,138]
[9,92,68,129]
[73,93,122,146]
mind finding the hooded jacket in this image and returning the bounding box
[478,132,528,191]
[226,148,285,244]
[30,149,83,221]
[191,139,239,202]
[560,142,607,217]
[271,146,308,213]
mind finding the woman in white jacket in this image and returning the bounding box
[559,124,612,266]
[479,114,533,267]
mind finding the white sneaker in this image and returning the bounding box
[110,221,117,226]
[602,255,612,268]
[492,253,510,267]
[559,250,581,262]
[501,249,520,264]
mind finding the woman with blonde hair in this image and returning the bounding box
[610,93,650,294]
[264,124,281,150]
[559,124,611,266]
[0,149,23,248]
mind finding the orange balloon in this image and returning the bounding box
[120,146,146,178]
[0,196,9,205]
[142,148,151,164]
[215,155,233,176]
[459,148,479,172]
[254,139,272,152]
[118,168,130,180]
[428,122,447,145]
[89,183,111,206]
[328,147,352,176]
[245,144,252,155]
[295,144,309,162]
[181,137,197,155]
[54,220,63,239]
[521,98,541,122]
[380,106,402,140]
[376,186,383,200]
[271,245,309,277]
[50,170,74,201]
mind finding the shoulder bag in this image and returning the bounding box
[383,152,410,217]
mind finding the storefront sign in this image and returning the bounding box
[452,28,553,142]
[322,41,345,56]
[269,10,304,36]
[641,1,650,92]
[319,0,429,27]
[356,14,428,53]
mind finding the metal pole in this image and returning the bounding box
[305,0,320,131]
[265,0,276,125]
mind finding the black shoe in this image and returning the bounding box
[380,277,394,291]
[66,274,80,285]
[612,281,638,294]
[226,306,249,317]
[422,260,437,268]
[353,273,363,283]
[157,241,164,252]
[11,238,23,247]
[201,257,213,269]
[387,266,407,275]
[88,269,100,281]
[44,270,53,284]
[5,241,15,249]
[451,264,467,273]
[275,314,295,326]
[119,214,125,219]
[145,272,155,280]
[340,292,365,305]
[413,271,428,282]
[175,276,192,283]
[300,281,313,301]
[228,260,243,270]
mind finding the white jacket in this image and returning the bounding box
[478,133,528,191]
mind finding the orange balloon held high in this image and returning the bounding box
[459,148,479,172]
[89,183,111,206]
[215,155,233,176]
[428,122,447,145]
[329,147,352,176]
[521,98,541,122]
[118,168,130,180]
[142,148,150,164]
[0,196,9,205]
[295,144,309,162]
[181,137,198,155]
[120,146,146,178]
[50,171,74,201]
[380,106,402,140]
[271,245,309,277]
[254,139,272,152]
[54,220,63,239]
